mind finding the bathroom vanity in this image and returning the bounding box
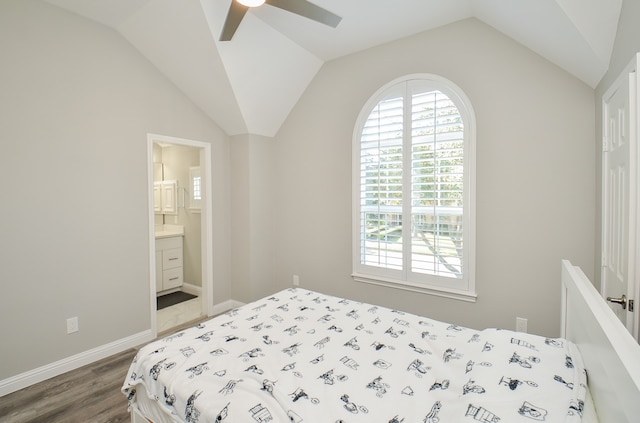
[155,225,183,293]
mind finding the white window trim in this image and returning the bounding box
[352,73,477,301]
[352,272,477,302]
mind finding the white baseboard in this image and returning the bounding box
[181,282,202,297]
[0,329,153,397]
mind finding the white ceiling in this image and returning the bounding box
[43,0,622,137]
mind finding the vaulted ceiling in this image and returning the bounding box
[43,0,622,137]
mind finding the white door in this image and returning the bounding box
[601,55,639,340]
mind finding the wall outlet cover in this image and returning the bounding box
[67,317,79,334]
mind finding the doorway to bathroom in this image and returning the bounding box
[147,133,213,335]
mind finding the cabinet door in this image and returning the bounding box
[161,181,177,215]
[153,183,162,214]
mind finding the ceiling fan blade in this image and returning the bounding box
[220,1,249,41]
[265,0,342,28]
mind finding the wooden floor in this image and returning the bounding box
[0,318,207,423]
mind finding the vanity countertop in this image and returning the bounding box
[155,224,184,239]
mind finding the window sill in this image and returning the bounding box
[352,273,477,303]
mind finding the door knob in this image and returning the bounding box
[606,294,627,310]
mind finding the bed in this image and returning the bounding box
[122,260,640,422]
[560,260,640,422]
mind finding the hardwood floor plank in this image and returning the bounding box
[0,348,136,423]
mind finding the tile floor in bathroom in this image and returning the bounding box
[157,295,203,333]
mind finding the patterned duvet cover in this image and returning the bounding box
[122,288,587,422]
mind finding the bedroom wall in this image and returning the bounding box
[0,0,231,382]
[273,18,595,338]
[230,134,276,304]
[594,0,640,288]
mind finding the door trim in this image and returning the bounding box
[147,133,214,337]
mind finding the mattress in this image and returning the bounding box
[123,288,588,422]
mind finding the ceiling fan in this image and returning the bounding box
[220,0,342,41]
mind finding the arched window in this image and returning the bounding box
[352,74,476,301]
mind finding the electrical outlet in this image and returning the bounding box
[516,317,527,333]
[293,274,300,286]
[67,317,79,334]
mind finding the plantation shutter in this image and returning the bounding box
[410,89,464,279]
[359,85,464,280]
[359,95,404,270]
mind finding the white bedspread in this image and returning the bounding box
[122,288,587,422]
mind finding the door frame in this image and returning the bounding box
[147,133,214,336]
[601,53,640,341]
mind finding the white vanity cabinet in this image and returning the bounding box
[155,235,183,292]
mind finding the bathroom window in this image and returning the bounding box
[189,166,202,211]
[352,74,476,301]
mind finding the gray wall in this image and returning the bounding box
[230,134,276,304]
[273,18,595,338]
[594,0,640,288]
[0,0,232,380]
